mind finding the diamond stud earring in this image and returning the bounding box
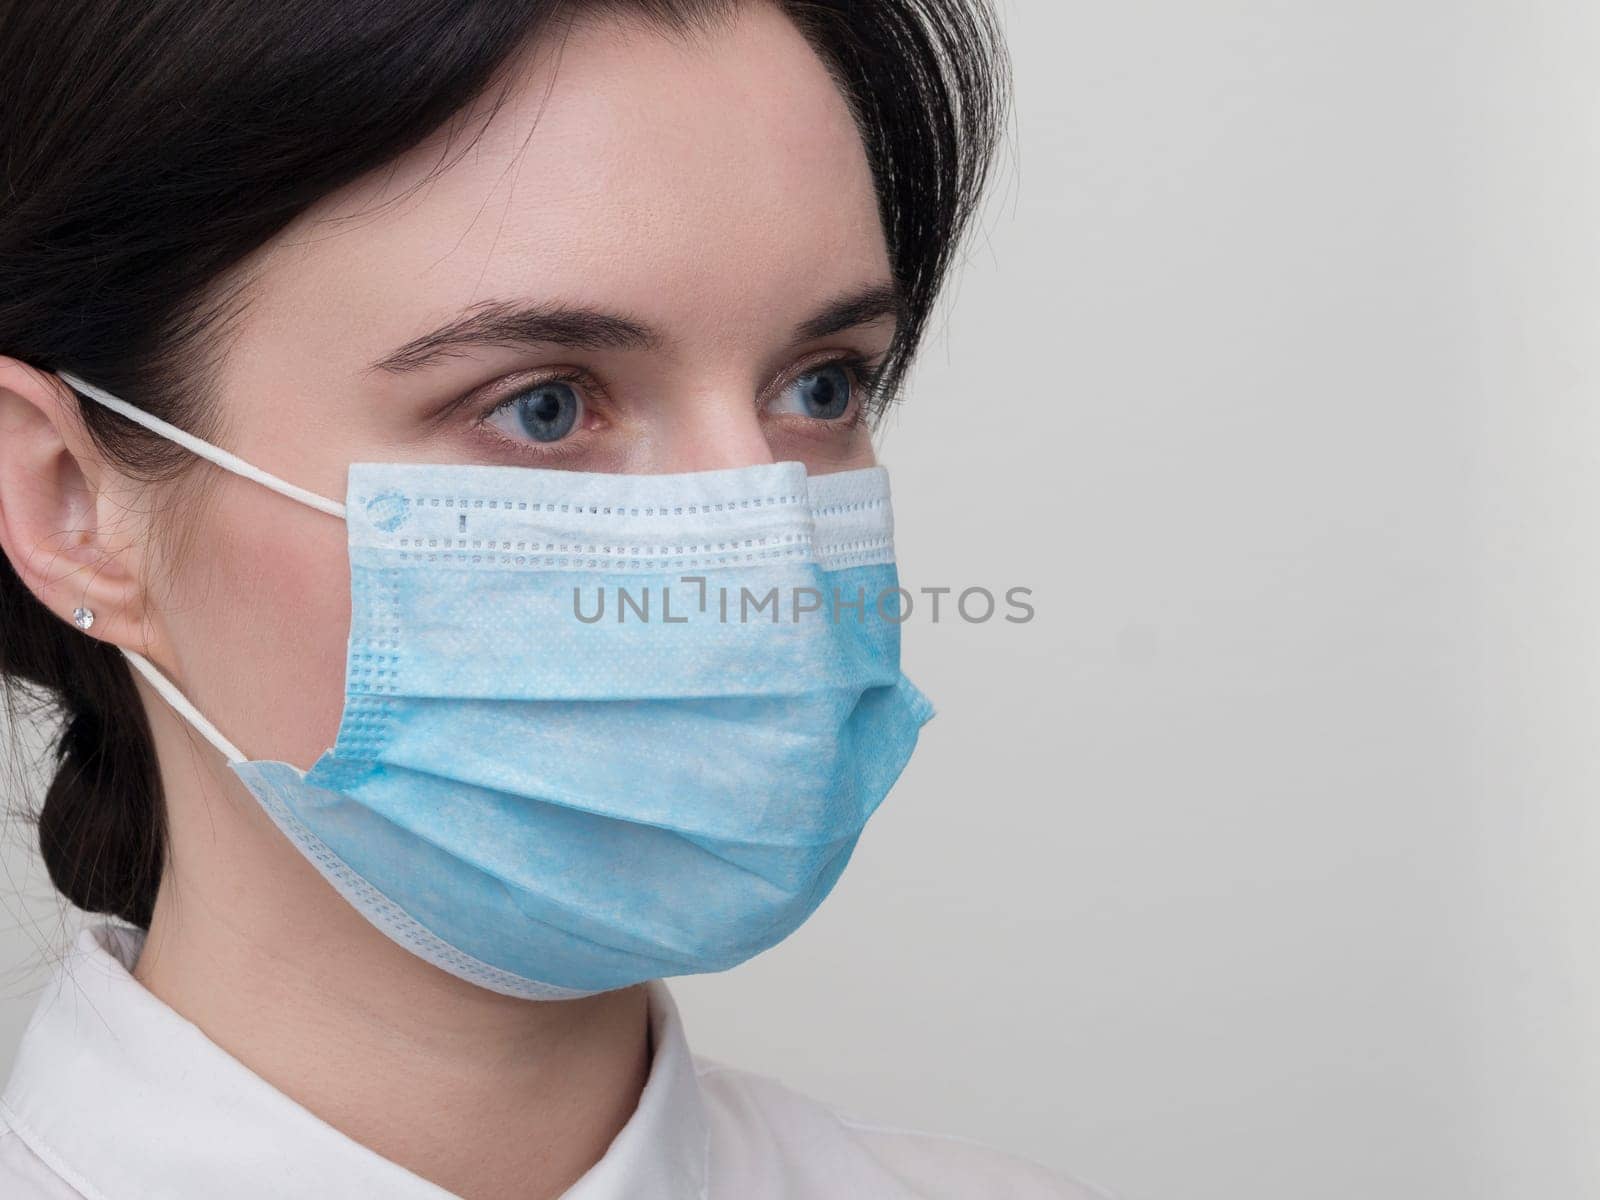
[71,606,95,631]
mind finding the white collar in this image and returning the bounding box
[1,923,709,1199]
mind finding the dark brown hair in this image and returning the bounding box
[0,0,1011,927]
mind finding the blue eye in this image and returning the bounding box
[770,362,855,421]
[488,381,583,443]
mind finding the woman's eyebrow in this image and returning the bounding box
[365,281,906,375]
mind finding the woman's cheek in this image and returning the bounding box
[169,481,354,770]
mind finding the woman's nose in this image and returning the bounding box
[649,391,776,474]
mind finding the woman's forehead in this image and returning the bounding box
[239,3,889,370]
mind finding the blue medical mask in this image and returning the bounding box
[58,371,934,999]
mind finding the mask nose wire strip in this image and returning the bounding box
[56,370,349,520]
[118,647,249,766]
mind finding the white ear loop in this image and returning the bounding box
[120,647,247,765]
[58,368,346,766]
[57,370,348,519]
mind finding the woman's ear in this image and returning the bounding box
[0,357,154,651]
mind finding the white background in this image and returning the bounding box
[4,3,1598,1198]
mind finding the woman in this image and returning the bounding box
[0,2,1103,1197]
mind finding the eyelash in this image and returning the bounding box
[471,350,888,458]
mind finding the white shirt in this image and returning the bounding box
[0,924,1113,1199]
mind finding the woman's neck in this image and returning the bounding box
[134,851,651,1200]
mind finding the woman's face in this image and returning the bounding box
[142,3,898,774]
